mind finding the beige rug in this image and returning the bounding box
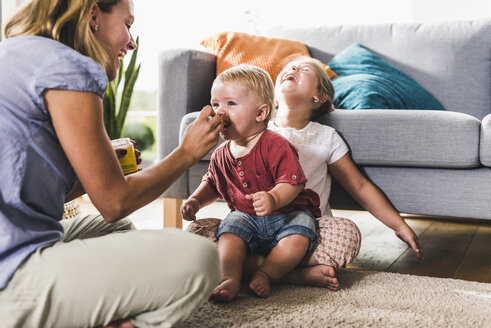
[176,270,491,328]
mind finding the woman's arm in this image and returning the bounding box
[45,90,222,222]
[329,154,421,257]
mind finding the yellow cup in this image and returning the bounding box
[110,138,138,175]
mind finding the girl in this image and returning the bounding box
[187,56,421,291]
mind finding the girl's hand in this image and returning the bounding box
[246,191,276,217]
[181,197,200,221]
[395,224,421,258]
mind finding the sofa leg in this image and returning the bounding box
[163,198,183,229]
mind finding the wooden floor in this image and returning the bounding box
[76,197,491,284]
[340,210,491,283]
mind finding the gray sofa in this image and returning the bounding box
[157,19,491,227]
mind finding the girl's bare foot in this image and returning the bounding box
[289,265,339,290]
[249,270,271,298]
[209,278,241,302]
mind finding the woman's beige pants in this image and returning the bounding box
[0,215,220,328]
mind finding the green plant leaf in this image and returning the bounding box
[102,36,140,140]
[103,81,117,138]
[124,36,139,91]
[115,60,123,90]
[117,63,141,133]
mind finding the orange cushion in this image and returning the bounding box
[200,32,337,83]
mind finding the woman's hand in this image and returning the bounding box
[395,224,421,258]
[130,140,142,166]
[180,105,223,163]
[114,140,142,174]
[114,142,141,165]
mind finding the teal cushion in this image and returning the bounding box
[328,44,445,110]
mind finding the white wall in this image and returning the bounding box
[132,0,489,91]
[2,0,490,90]
[1,0,21,28]
[413,0,491,22]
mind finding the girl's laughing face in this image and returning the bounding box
[276,61,320,102]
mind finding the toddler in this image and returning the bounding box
[181,64,321,301]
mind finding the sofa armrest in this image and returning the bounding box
[157,48,216,198]
[480,113,491,167]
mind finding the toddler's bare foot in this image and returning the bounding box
[249,270,271,298]
[209,278,240,303]
[297,265,339,290]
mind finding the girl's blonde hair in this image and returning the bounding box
[4,0,120,74]
[213,64,275,121]
[282,55,335,120]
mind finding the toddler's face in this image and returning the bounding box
[211,81,263,141]
[275,61,319,101]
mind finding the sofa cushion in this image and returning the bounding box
[329,166,491,220]
[321,110,481,168]
[328,44,445,111]
[480,114,491,167]
[200,32,337,83]
[182,110,481,168]
[266,19,491,120]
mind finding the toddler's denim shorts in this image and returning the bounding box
[217,210,316,255]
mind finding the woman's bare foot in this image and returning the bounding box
[249,270,271,298]
[284,264,339,290]
[209,278,241,302]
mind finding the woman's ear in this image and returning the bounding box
[256,104,270,122]
[89,4,100,30]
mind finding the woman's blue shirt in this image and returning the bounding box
[0,35,107,289]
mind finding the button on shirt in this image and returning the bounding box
[0,36,107,289]
[204,129,321,217]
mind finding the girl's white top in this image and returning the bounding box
[269,121,349,216]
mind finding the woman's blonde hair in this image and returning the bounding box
[4,0,120,73]
[282,55,335,120]
[213,64,275,121]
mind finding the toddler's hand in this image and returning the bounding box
[181,197,200,221]
[245,191,276,217]
[395,224,421,259]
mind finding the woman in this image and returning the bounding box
[0,0,222,327]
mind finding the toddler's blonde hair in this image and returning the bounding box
[213,64,275,121]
